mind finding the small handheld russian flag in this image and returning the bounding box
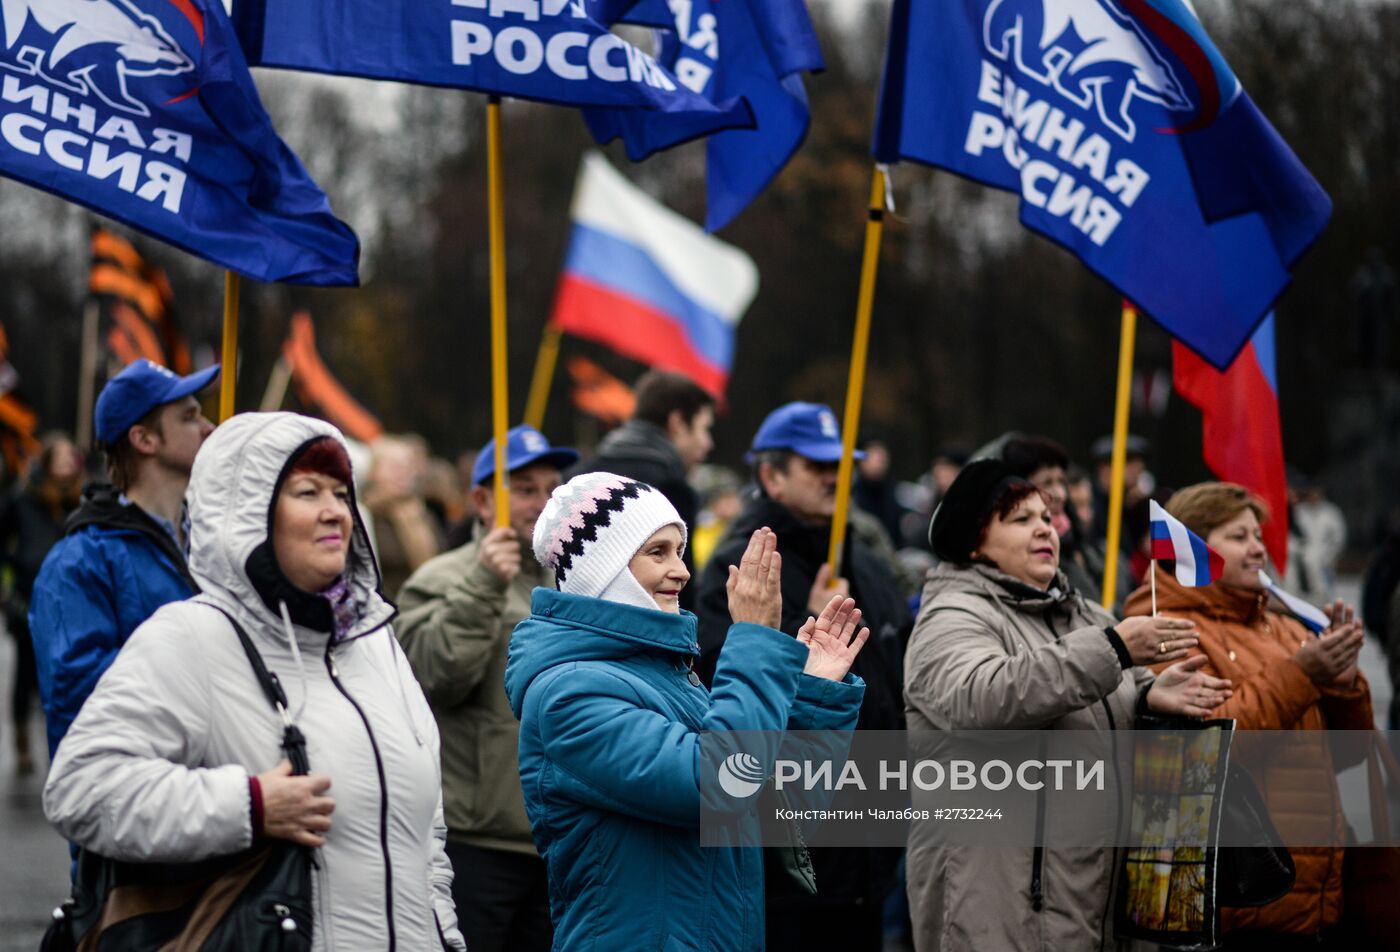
[1259,572,1330,634]
[1149,500,1226,587]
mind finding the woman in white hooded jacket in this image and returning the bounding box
[44,412,466,951]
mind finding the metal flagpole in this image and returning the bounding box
[487,96,511,529]
[826,166,888,582]
[219,271,240,423]
[1101,300,1138,609]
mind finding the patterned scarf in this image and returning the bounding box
[321,575,356,643]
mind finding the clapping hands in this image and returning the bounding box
[1146,655,1234,718]
[797,595,871,682]
[726,528,871,681]
[1293,600,1365,689]
[726,528,782,630]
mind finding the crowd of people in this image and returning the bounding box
[1,359,1395,951]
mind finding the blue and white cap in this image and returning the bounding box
[94,359,219,445]
[472,425,580,487]
[745,402,863,464]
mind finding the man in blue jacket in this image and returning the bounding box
[30,359,217,758]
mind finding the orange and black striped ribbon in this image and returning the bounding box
[282,311,384,443]
[89,229,193,373]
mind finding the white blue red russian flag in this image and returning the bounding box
[1259,572,1329,633]
[549,152,758,397]
[1150,500,1226,587]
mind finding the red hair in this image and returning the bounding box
[289,437,352,486]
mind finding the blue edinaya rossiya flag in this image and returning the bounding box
[874,0,1331,369]
[230,0,745,137]
[591,0,674,29]
[0,0,358,285]
[584,0,824,231]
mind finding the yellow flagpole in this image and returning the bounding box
[219,271,240,423]
[826,166,888,582]
[1101,300,1138,609]
[523,323,562,431]
[487,96,510,530]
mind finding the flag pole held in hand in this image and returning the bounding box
[487,96,510,529]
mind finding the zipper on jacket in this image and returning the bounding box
[1029,819,1045,913]
[325,649,397,952]
[1096,696,1124,952]
[1029,734,1048,914]
[1027,617,1064,915]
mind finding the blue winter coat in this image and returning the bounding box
[504,588,864,952]
[30,493,196,757]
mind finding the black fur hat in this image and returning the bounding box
[928,458,1031,564]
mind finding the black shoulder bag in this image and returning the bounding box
[42,607,315,952]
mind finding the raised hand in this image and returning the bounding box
[1145,655,1234,718]
[797,594,871,682]
[726,528,782,630]
[257,759,335,848]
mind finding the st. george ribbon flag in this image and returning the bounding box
[0,0,358,285]
[584,0,824,231]
[230,0,745,129]
[874,0,1333,368]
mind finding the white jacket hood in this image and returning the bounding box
[47,410,465,951]
[187,412,394,641]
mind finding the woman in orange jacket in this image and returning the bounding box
[1125,482,1373,950]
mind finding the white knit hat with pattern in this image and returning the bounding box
[533,472,686,597]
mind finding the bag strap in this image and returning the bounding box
[208,603,311,777]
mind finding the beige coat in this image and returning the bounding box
[904,563,1150,952]
[396,535,548,855]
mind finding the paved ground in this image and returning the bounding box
[0,580,1391,951]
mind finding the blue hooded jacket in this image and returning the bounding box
[29,484,197,757]
[504,587,863,952]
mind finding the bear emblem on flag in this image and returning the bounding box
[983,0,1194,141]
[0,0,196,117]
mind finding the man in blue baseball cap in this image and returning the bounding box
[395,424,578,952]
[30,358,218,761]
[696,401,909,952]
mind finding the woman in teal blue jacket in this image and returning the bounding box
[505,472,869,952]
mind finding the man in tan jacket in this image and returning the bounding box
[396,425,577,952]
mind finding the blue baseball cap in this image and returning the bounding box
[94,359,220,445]
[473,425,580,487]
[746,402,864,464]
